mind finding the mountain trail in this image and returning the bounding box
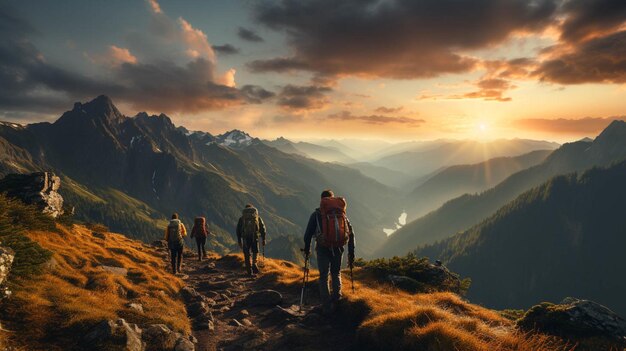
[158,247,355,351]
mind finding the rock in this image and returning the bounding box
[127,303,144,314]
[187,301,211,318]
[243,289,283,307]
[0,172,64,217]
[241,318,253,327]
[81,318,144,351]
[302,312,323,326]
[282,324,318,345]
[0,246,15,287]
[100,265,128,276]
[198,280,231,291]
[174,336,195,351]
[180,287,201,302]
[239,309,250,318]
[193,313,215,331]
[518,298,626,342]
[188,335,198,344]
[142,324,177,351]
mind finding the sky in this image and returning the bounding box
[0,0,625,142]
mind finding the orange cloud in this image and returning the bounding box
[178,18,215,61]
[328,111,424,126]
[514,117,626,135]
[86,45,137,67]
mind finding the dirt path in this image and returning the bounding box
[173,249,356,351]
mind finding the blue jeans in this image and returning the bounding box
[317,248,343,303]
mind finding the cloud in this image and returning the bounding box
[240,85,276,104]
[237,27,264,42]
[0,3,274,118]
[535,30,626,84]
[559,0,626,43]
[513,116,626,134]
[250,0,558,79]
[277,85,332,111]
[328,111,424,126]
[374,106,403,114]
[212,44,240,55]
[418,77,516,102]
[146,0,162,14]
[87,45,138,67]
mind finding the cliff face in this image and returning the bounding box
[0,172,64,218]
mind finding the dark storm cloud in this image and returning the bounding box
[240,85,276,103]
[277,85,332,110]
[0,5,274,118]
[0,5,122,115]
[536,30,626,84]
[212,44,240,55]
[328,111,424,126]
[237,27,264,42]
[560,0,626,43]
[249,0,558,79]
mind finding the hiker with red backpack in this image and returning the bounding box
[303,189,356,314]
[190,217,210,261]
[164,213,187,274]
[236,204,267,276]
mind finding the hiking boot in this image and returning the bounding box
[252,264,259,274]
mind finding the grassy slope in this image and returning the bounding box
[227,254,567,351]
[0,197,188,350]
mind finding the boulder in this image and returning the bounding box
[81,319,144,351]
[100,265,128,276]
[518,297,626,342]
[0,172,64,218]
[0,246,15,287]
[142,324,177,351]
[127,303,144,314]
[243,290,283,307]
[174,336,195,351]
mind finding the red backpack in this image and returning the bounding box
[317,197,349,248]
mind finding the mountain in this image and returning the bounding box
[415,160,626,316]
[372,139,560,177]
[375,121,626,258]
[264,137,357,163]
[0,96,400,258]
[405,150,552,219]
[343,162,416,189]
[215,129,255,148]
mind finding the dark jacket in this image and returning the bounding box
[236,212,267,244]
[303,208,355,255]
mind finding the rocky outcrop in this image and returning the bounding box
[81,319,145,351]
[518,297,626,343]
[0,245,15,299]
[0,172,64,217]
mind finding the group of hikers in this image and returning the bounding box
[163,188,355,312]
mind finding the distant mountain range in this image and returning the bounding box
[376,121,626,258]
[263,137,356,163]
[371,139,560,178]
[0,96,400,259]
[404,149,552,220]
[416,159,626,316]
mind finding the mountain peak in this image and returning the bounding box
[217,129,254,147]
[59,95,125,126]
[593,120,626,144]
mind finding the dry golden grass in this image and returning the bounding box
[3,224,189,350]
[226,253,570,351]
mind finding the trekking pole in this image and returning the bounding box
[350,261,355,293]
[299,249,310,311]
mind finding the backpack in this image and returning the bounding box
[192,217,208,238]
[167,219,184,250]
[317,197,349,248]
[242,207,260,240]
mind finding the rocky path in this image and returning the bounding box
[175,250,355,351]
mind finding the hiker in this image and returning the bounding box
[303,189,355,313]
[164,213,187,274]
[190,216,209,261]
[236,204,267,276]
